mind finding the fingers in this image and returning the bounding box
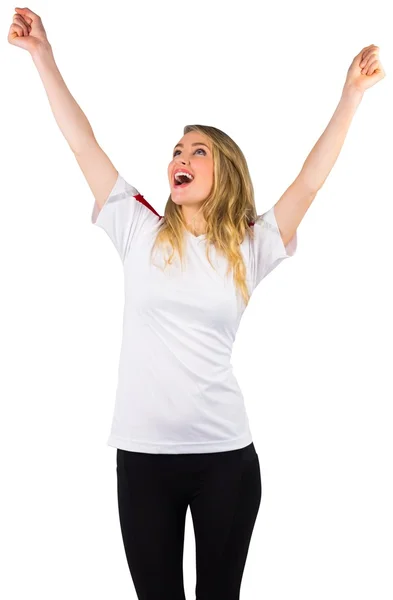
[10,23,24,38]
[360,46,380,74]
[13,14,30,36]
[360,45,379,66]
[360,44,378,56]
[14,7,35,25]
[362,59,379,76]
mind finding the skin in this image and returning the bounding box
[167,131,214,235]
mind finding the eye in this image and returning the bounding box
[173,148,207,157]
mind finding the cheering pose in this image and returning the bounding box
[9,7,385,600]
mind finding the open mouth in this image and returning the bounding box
[174,172,194,188]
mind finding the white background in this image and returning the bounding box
[1,0,392,598]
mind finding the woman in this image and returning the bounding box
[9,7,385,600]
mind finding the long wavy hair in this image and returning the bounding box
[150,124,259,307]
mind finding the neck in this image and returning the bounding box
[182,205,207,235]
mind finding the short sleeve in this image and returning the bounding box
[91,172,161,263]
[253,205,297,287]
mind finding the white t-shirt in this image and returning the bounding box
[92,172,297,454]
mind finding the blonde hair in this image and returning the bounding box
[150,124,259,307]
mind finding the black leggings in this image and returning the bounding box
[116,442,262,600]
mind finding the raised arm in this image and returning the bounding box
[272,45,385,248]
[9,7,118,209]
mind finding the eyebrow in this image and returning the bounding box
[173,142,210,151]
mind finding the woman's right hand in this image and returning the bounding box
[8,7,50,53]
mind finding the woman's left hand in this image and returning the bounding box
[343,45,386,94]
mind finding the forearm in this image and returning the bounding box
[299,86,364,192]
[30,43,96,154]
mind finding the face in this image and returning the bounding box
[167,131,214,208]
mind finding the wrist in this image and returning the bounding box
[30,41,53,62]
[341,84,364,102]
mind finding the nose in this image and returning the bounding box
[175,154,189,165]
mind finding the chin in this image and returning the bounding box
[170,196,183,205]
[170,188,188,203]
